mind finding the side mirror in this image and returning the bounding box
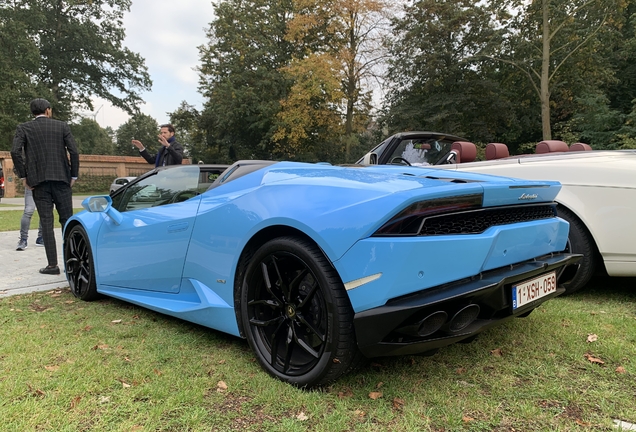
[81,195,123,226]
[361,152,378,165]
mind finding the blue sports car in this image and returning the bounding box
[63,160,580,387]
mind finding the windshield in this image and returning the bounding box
[388,138,454,166]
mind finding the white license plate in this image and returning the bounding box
[512,271,557,309]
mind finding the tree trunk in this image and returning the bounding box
[540,0,552,140]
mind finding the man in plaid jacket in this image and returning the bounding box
[11,98,80,275]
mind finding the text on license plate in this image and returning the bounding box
[512,271,557,310]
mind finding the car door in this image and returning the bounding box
[95,165,202,293]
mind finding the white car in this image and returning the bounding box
[358,131,636,293]
[109,176,136,194]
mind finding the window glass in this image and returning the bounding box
[112,165,201,212]
[390,138,454,166]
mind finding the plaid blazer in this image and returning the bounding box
[11,117,80,187]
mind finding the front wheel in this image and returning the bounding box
[240,236,361,388]
[64,225,99,301]
[558,206,598,294]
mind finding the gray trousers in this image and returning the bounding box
[20,188,43,241]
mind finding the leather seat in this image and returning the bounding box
[485,143,509,160]
[569,142,593,151]
[536,140,569,154]
[451,141,477,163]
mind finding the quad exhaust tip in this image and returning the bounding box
[396,311,448,338]
[446,304,480,333]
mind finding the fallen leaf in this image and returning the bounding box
[376,382,384,389]
[218,360,226,364]
[332,358,341,364]
[463,416,475,423]
[392,397,405,410]
[131,426,144,431]
[99,396,110,404]
[575,419,591,426]
[296,412,309,421]
[456,367,466,374]
[338,388,353,399]
[64,300,75,304]
[92,344,109,350]
[120,380,131,388]
[44,365,60,372]
[586,334,598,343]
[353,409,365,417]
[584,353,605,365]
[490,348,503,357]
[124,357,132,362]
[615,366,626,374]
[82,326,92,332]
[368,391,383,400]
[154,369,162,376]
[70,396,81,409]
[217,381,228,392]
[111,319,122,324]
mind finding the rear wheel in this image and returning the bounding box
[64,225,99,301]
[240,236,360,388]
[558,206,598,294]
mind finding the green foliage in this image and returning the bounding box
[70,118,115,155]
[0,10,46,150]
[115,114,159,157]
[1,0,151,122]
[382,1,516,143]
[198,0,295,162]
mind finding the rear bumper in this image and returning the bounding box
[353,252,581,358]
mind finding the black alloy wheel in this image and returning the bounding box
[64,225,99,301]
[241,236,361,388]
[557,205,599,294]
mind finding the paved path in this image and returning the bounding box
[0,196,91,297]
[0,228,69,297]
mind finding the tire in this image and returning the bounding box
[64,225,99,301]
[557,206,598,294]
[240,236,361,388]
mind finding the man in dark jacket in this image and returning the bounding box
[131,124,184,166]
[11,98,80,275]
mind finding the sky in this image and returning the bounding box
[90,0,215,130]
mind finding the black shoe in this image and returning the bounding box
[39,265,61,275]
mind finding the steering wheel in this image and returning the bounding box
[389,157,412,166]
[170,190,198,204]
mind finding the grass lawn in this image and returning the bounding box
[0,209,84,232]
[0,276,634,431]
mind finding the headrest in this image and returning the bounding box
[451,141,477,163]
[485,143,509,160]
[569,142,592,151]
[536,140,569,154]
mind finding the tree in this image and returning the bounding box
[168,101,207,162]
[4,0,151,121]
[0,7,46,150]
[70,118,114,155]
[482,0,618,140]
[275,0,391,161]
[382,1,516,144]
[115,114,158,157]
[198,0,295,162]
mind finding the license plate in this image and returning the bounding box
[512,271,557,310]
